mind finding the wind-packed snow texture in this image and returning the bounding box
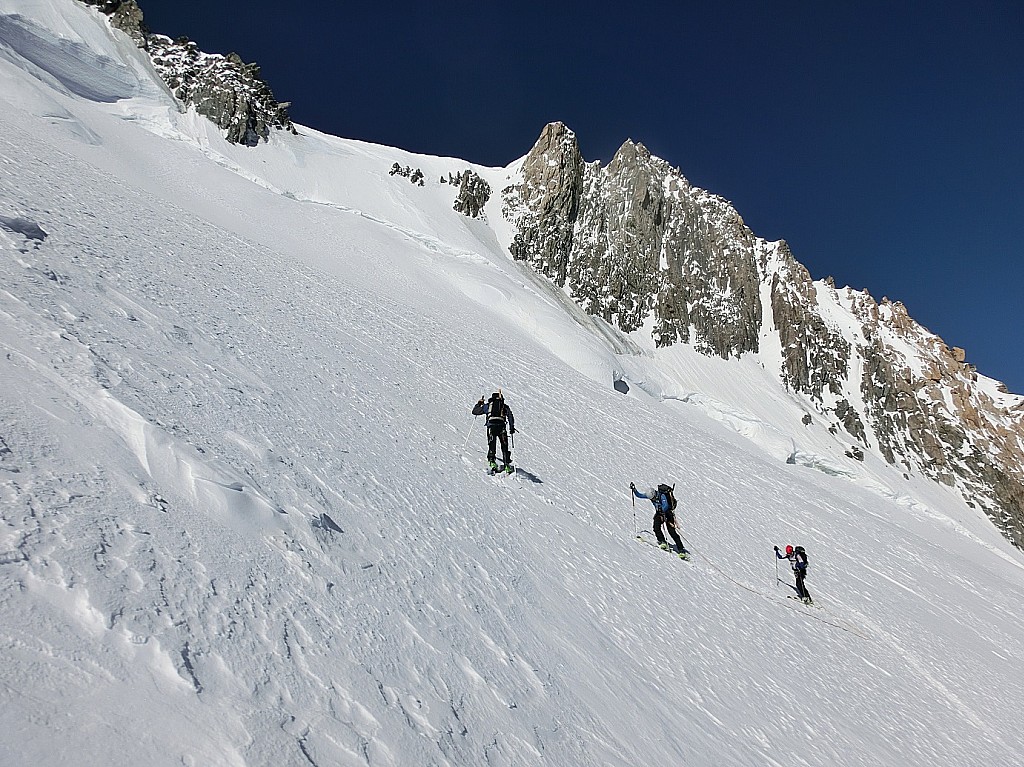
[2,2,1023,765]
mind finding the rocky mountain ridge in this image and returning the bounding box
[503,122,1024,548]
[79,0,294,145]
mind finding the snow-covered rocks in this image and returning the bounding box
[79,0,295,145]
[452,169,491,219]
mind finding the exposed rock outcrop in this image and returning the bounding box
[390,163,425,186]
[146,36,294,146]
[767,242,851,402]
[82,0,148,46]
[452,170,491,219]
[505,122,585,287]
[504,122,761,357]
[852,297,1024,546]
[79,0,294,145]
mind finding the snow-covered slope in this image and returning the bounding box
[3,2,1024,765]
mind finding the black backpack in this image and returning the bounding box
[488,396,506,424]
[657,483,677,511]
[794,545,808,569]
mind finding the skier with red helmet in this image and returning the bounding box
[774,544,812,603]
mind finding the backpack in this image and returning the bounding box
[488,396,505,423]
[793,545,808,570]
[657,483,677,512]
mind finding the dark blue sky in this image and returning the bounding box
[141,1,1024,393]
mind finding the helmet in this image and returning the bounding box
[491,391,502,400]
[785,545,794,555]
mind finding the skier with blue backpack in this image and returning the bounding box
[631,482,689,559]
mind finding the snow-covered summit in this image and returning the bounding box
[2,2,1024,765]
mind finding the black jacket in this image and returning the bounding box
[473,398,515,432]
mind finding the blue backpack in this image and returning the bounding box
[657,484,677,513]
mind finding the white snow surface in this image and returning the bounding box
[2,2,1024,766]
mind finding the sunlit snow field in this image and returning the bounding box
[2,2,1023,765]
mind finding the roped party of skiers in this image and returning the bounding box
[473,385,816,606]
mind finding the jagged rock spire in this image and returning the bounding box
[504,121,1024,549]
[505,122,761,356]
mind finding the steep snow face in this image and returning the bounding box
[3,2,1024,766]
[0,11,136,101]
[0,0,162,108]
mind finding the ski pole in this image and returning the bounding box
[463,415,478,449]
[774,553,779,588]
[630,485,637,536]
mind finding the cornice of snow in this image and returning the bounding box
[77,0,295,145]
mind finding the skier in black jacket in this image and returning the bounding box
[472,391,515,473]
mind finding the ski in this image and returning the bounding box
[487,464,515,476]
[786,595,820,608]
[636,535,691,561]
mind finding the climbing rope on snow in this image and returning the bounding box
[676,532,873,641]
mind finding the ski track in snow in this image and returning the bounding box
[2,9,1024,764]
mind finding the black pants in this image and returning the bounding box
[795,570,812,601]
[654,510,685,551]
[487,426,511,465]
